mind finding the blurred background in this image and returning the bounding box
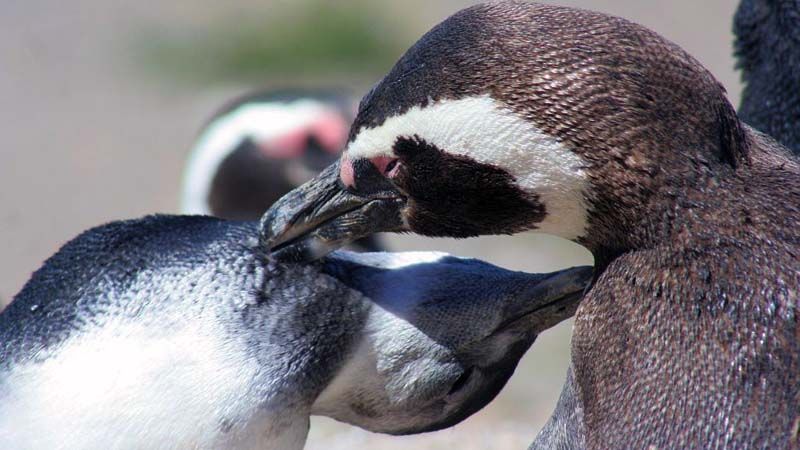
[1,0,740,448]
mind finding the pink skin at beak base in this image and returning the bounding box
[339,154,398,189]
[340,153,356,188]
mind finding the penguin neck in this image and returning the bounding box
[577,146,747,272]
[537,89,751,271]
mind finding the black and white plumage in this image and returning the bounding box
[181,89,383,251]
[264,3,800,449]
[181,90,353,219]
[735,0,800,154]
[0,214,590,449]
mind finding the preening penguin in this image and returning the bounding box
[0,214,590,449]
[265,2,800,449]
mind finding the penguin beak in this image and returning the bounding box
[260,160,406,261]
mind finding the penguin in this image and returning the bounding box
[262,2,800,449]
[735,0,800,154]
[181,89,352,219]
[181,89,382,251]
[0,214,591,450]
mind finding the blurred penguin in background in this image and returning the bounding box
[181,89,383,251]
[735,0,800,154]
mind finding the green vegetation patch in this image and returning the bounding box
[136,1,409,84]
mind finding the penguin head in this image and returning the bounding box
[181,90,353,221]
[262,2,746,259]
[313,251,592,434]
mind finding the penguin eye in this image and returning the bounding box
[368,155,401,178]
[384,159,399,175]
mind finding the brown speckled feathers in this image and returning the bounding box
[352,2,800,448]
[572,129,800,448]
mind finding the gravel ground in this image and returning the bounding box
[0,1,739,447]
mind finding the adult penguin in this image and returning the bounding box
[181,89,353,219]
[261,3,800,449]
[181,89,383,251]
[735,0,800,154]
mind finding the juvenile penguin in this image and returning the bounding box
[0,212,591,449]
[735,0,800,154]
[263,2,800,449]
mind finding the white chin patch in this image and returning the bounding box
[180,99,337,216]
[346,95,590,240]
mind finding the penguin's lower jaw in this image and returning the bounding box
[261,162,406,262]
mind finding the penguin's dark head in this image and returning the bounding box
[312,252,592,434]
[264,2,746,260]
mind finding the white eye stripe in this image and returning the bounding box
[181,99,338,215]
[347,95,591,240]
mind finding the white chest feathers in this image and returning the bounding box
[0,318,308,450]
[346,95,590,240]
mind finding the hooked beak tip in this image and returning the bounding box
[259,161,406,262]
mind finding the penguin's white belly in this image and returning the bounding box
[0,318,301,450]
